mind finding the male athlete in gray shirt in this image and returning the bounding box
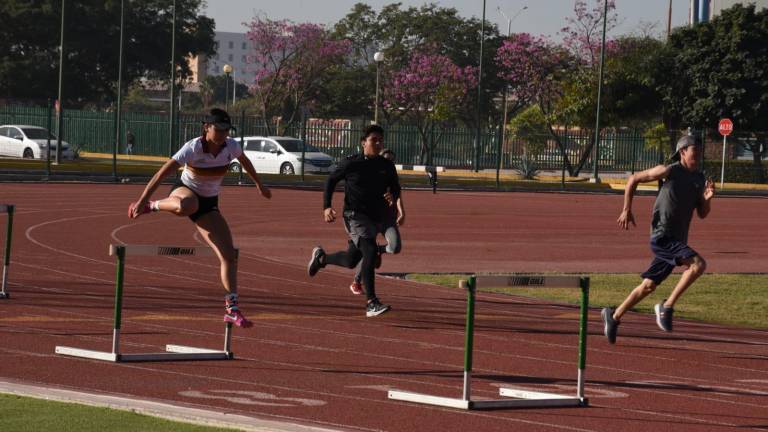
[601,135,715,344]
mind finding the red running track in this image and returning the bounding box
[0,184,767,431]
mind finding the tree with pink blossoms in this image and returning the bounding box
[560,0,618,68]
[246,18,351,134]
[382,50,477,164]
[495,0,621,175]
[495,33,578,173]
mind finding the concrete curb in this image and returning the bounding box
[0,379,340,432]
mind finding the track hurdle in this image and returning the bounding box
[0,204,14,299]
[55,244,234,362]
[388,274,590,409]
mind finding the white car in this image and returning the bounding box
[0,125,74,160]
[234,136,335,175]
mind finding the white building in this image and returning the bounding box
[190,31,256,85]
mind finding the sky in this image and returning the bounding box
[201,0,691,40]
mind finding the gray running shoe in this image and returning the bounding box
[654,301,674,332]
[307,246,325,277]
[366,299,390,317]
[601,307,620,344]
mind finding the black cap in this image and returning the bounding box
[203,108,232,131]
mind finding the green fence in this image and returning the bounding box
[2,105,765,182]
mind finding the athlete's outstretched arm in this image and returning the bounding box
[617,164,670,230]
[236,154,271,199]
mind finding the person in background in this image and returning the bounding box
[307,124,402,317]
[126,130,135,155]
[348,147,405,295]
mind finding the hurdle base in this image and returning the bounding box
[499,387,588,407]
[388,390,470,409]
[0,292,8,299]
[55,345,233,362]
[388,389,587,410]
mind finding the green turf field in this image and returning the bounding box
[407,273,768,329]
[0,394,239,432]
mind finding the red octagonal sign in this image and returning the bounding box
[718,118,733,136]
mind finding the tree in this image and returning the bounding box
[332,3,503,124]
[246,18,351,134]
[496,33,580,173]
[495,0,622,176]
[508,105,550,157]
[383,50,477,163]
[0,0,215,107]
[658,4,768,181]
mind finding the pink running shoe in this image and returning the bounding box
[128,201,152,219]
[349,281,363,295]
[224,309,253,328]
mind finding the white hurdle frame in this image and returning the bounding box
[55,244,235,362]
[389,274,590,409]
[0,204,14,299]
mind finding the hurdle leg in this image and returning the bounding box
[462,276,476,401]
[111,246,127,355]
[576,277,590,404]
[1,205,14,299]
[388,277,476,409]
[55,246,125,361]
[224,322,233,353]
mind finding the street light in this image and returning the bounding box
[591,0,608,184]
[473,0,487,173]
[222,64,232,109]
[497,4,528,186]
[373,51,385,124]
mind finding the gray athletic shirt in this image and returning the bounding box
[650,162,706,243]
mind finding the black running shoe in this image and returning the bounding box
[601,307,620,344]
[366,299,390,317]
[307,246,325,277]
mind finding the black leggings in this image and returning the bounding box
[325,238,378,301]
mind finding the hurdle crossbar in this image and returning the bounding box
[389,274,590,409]
[0,204,14,299]
[55,244,234,362]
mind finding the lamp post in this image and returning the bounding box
[168,0,177,158]
[591,0,608,184]
[55,0,66,165]
[373,51,385,124]
[113,0,125,181]
[473,0,487,172]
[497,5,528,185]
[222,64,232,109]
[232,68,237,107]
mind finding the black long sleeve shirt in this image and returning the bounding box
[323,154,402,222]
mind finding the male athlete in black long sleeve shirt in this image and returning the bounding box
[307,124,402,317]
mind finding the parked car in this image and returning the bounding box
[233,136,335,175]
[0,125,74,160]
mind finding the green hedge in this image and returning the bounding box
[703,160,767,183]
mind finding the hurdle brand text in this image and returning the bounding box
[507,276,545,286]
[157,247,197,256]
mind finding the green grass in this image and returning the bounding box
[0,394,239,432]
[407,273,768,329]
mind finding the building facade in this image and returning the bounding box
[190,31,256,85]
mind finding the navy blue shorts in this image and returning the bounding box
[641,236,698,284]
[170,180,219,222]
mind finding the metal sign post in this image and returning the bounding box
[718,118,733,189]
